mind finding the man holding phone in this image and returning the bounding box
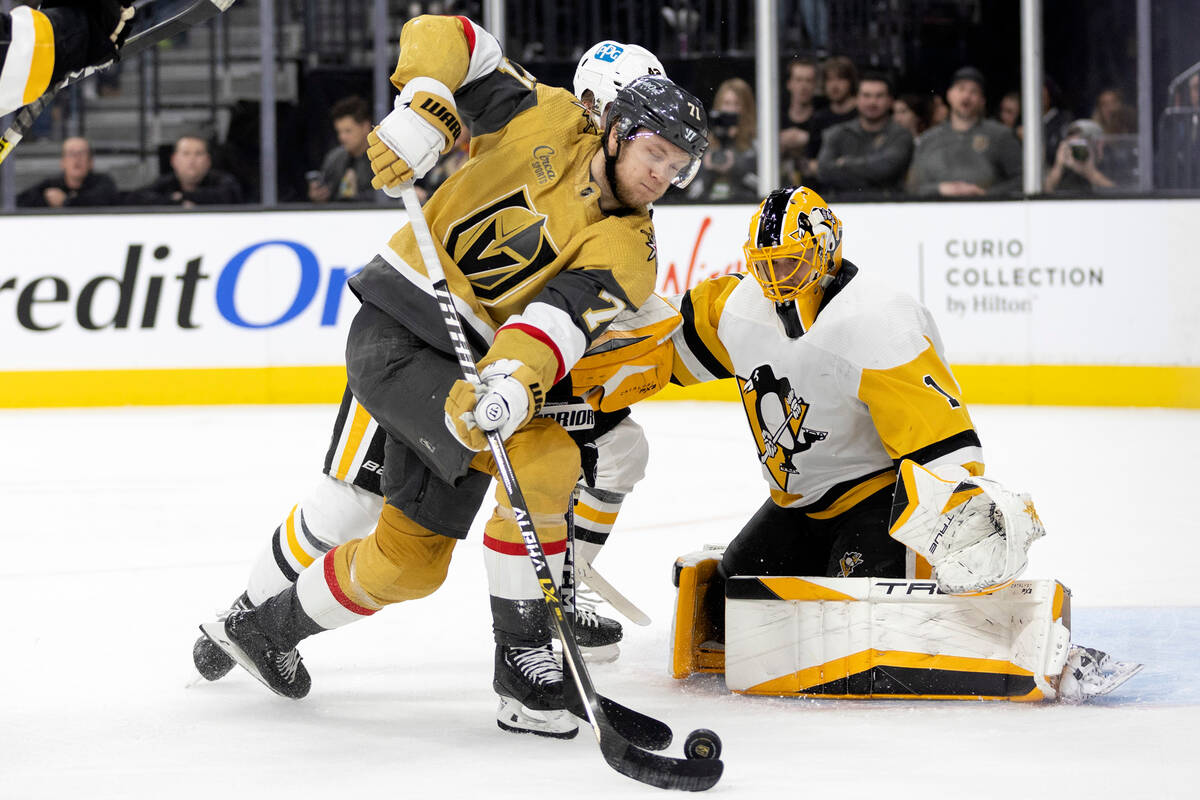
[309,95,378,203]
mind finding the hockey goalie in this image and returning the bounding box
[671,461,1141,702]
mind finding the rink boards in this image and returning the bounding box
[1,198,1197,408]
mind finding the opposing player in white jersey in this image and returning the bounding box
[673,185,984,613]
[668,186,1139,700]
[191,38,674,680]
[0,1,134,117]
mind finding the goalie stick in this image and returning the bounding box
[0,0,238,165]
[399,184,722,791]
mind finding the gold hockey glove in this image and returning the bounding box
[369,77,462,192]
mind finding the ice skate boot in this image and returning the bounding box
[192,591,253,681]
[494,643,578,739]
[569,589,623,663]
[199,608,311,699]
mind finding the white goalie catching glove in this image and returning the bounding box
[444,360,539,452]
[888,459,1046,596]
[368,76,462,196]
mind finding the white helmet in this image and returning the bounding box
[573,40,667,122]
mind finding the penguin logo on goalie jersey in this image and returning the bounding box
[737,365,828,491]
[445,188,560,307]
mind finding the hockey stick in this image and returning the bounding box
[578,559,652,626]
[0,0,238,165]
[399,184,722,791]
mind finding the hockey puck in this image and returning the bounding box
[683,728,722,760]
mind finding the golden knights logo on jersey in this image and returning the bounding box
[444,188,560,307]
[737,364,828,491]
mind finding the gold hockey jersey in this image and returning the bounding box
[671,264,983,517]
[349,15,659,393]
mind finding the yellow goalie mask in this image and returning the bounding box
[743,186,843,328]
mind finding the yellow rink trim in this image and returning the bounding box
[1,364,1198,408]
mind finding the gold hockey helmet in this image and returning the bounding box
[743,186,843,315]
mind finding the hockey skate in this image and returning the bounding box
[494,643,579,739]
[192,592,253,681]
[568,589,623,663]
[198,609,311,700]
[1056,644,1143,702]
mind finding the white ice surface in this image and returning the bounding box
[1,403,1197,798]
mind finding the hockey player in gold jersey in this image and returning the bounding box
[191,40,673,683]
[200,15,707,739]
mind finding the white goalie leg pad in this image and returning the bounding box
[246,476,384,605]
[889,460,1046,596]
[724,577,1072,700]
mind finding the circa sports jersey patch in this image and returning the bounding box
[530,145,557,185]
[444,188,560,306]
[737,364,827,491]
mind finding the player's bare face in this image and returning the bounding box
[615,132,691,207]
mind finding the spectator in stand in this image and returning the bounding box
[906,66,1022,197]
[780,57,823,186]
[1042,76,1073,167]
[806,55,859,170]
[1092,87,1135,134]
[930,94,949,127]
[1045,119,1116,194]
[126,135,243,207]
[308,96,377,203]
[813,72,912,197]
[893,93,934,138]
[687,77,759,202]
[16,137,118,208]
[996,90,1021,133]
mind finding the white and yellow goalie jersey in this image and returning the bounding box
[671,263,983,517]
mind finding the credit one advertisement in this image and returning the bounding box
[1,200,1197,375]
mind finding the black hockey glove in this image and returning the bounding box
[42,1,136,67]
